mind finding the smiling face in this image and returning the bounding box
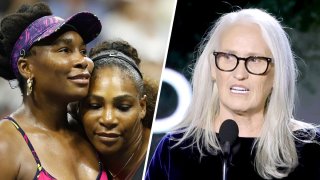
[80,67,146,155]
[211,23,274,116]
[26,31,93,101]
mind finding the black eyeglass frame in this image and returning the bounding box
[212,51,273,75]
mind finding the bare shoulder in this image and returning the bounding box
[0,119,20,150]
[0,119,22,178]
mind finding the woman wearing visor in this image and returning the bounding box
[0,2,108,179]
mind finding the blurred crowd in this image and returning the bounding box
[0,0,176,118]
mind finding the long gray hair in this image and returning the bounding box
[173,8,317,179]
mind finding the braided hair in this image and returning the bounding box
[89,40,158,128]
[0,2,52,92]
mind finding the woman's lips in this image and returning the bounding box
[68,73,91,85]
[230,85,249,94]
[96,132,121,143]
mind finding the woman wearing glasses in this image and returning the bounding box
[146,9,320,179]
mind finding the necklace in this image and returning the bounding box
[108,133,143,179]
[109,150,136,179]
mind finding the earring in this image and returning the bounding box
[26,78,33,96]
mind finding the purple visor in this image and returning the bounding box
[10,12,102,77]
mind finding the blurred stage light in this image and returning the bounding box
[153,68,192,133]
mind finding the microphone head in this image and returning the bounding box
[219,119,239,146]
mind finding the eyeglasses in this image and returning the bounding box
[213,51,272,75]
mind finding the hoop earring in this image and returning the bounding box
[26,78,33,96]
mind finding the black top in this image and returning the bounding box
[146,129,320,180]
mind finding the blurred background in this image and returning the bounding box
[0,0,176,119]
[148,0,320,168]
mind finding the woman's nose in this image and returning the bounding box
[99,109,117,128]
[232,61,249,80]
[73,51,93,69]
[73,56,88,69]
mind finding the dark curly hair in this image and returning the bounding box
[143,77,158,128]
[0,2,52,92]
[89,40,141,66]
[89,40,158,128]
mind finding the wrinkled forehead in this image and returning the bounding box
[220,23,270,53]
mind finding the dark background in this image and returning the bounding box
[147,0,320,171]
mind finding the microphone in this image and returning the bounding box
[219,119,239,180]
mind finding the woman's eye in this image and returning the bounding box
[88,103,102,109]
[117,104,132,112]
[248,57,261,63]
[58,47,70,53]
[80,49,87,56]
[224,54,231,59]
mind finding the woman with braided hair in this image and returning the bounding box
[79,40,158,180]
[0,2,108,179]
